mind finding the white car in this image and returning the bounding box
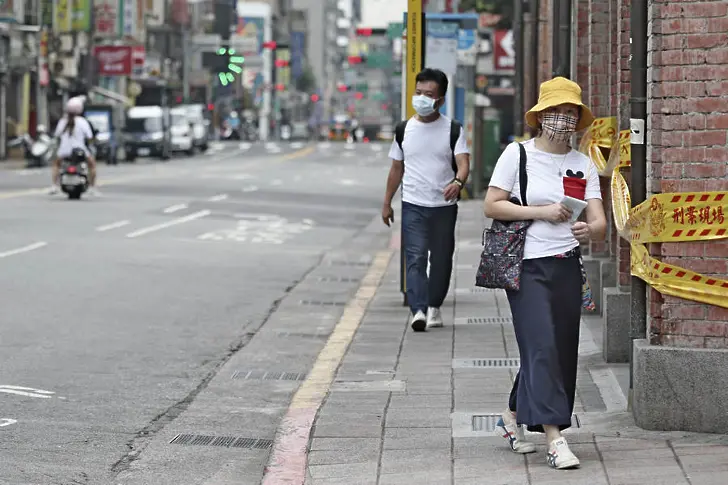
[170,108,194,155]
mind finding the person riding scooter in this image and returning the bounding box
[50,97,99,196]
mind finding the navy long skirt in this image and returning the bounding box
[505,254,582,433]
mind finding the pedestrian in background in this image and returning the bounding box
[483,77,607,469]
[381,68,470,332]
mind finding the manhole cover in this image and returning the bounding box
[318,276,359,283]
[169,434,273,449]
[471,414,580,432]
[452,358,521,368]
[454,317,513,325]
[231,370,307,381]
[299,300,347,307]
[332,380,406,392]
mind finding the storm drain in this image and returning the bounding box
[231,370,307,381]
[299,299,347,307]
[452,358,521,368]
[454,317,513,325]
[456,287,502,294]
[169,434,273,449]
[318,276,359,283]
[471,414,580,432]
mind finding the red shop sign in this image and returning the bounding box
[93,46,132,76]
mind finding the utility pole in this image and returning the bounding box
[552,0,571,78]
[513,0,524,137]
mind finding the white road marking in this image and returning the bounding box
[371,144,383,151]
[343,152,355,158]
[340,179,358,186]
[291,141,304,149]
[270,179,283,186]
[163,204,188,214]
[0,242,47,259]
[96,220,131,232]
[0,385,55,399]
[242,185,259,192]
[239,142,252,150]
[318,142,331,149]
[293,175,302,181]
[0,418,17,427]
[126,210,211,238]
[208,194,229,202]
[198,215,314,244]
[589,367,628,412]
[345,144,355,150]
[232,173,255,180]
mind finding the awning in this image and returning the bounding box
[89,86,132,106]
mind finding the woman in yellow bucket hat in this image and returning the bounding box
[484,77,607,469]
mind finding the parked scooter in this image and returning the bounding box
[59,148,90,200]
[27,125,57,168]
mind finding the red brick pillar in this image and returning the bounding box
[647,0,728,347]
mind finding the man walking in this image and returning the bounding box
[382,68,470,332]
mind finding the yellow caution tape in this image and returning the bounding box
[606,129,728,308]
[578,117,618,174]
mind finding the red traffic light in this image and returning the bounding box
[356,28,372,36]
[262,41,277,49]
[176,96,183,103]
[310,94,320,102]
[275,83,285,91]
[354,92,364,100]
[274,59,289,68]
[337,84,348,92]
[347,56,363,64]
[207,103,214,111]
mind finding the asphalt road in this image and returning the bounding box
[0,140,393,484]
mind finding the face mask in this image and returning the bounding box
[541,112,578,143]
[412,95,438,117]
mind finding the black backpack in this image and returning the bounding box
[394,118,462,175]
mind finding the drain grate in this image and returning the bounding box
[455,317,513,325]
[317,276,359,283]
[231,370,307,381]
[299,299,347,307]
[471,414,580,432]
[453,358,521,368]
[169,434,274,449]
[274,331,328,340]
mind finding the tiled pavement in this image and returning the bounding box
[304,200,728,485]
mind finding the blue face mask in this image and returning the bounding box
[412,95,438,117]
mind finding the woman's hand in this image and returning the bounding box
[571,221,592,244]
[539,203,573,223]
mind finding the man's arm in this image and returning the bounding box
[454,152,470,184]
[382,159,404,226]
[384,159,404,206]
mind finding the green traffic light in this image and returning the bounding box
[217,47,226,55]
[226,72,234,82]
[229,64,242,74]
[219,72,228,86]
[230,56,245,64]
[228,48,236,55]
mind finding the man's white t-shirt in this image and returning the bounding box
[489,139,602,259]
[54,116,94,158]
[388,115,470,208]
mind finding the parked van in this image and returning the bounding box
[123,106,171,162]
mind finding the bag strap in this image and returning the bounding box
[395,120,408,155]
[518,142,528,206]
[449,120,461,174]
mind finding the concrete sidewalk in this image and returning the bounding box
[304,200,728,485]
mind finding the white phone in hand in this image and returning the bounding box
[561,196,588,223]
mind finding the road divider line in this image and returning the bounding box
[163,203,188,214]
[208,194,229,202]
[261,250,393,484]
[96,220,131,232]
[281,145,315,160]
[126,210,211,238]
[0,241,47,259]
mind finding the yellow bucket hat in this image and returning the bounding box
[525,77,595,132]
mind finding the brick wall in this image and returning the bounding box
[539,0,552,84]
[646,0,728,348]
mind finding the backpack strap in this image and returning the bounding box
[394,120,408,156]
[518,143,528,206]
[449,120,462,174]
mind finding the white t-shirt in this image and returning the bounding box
[388,115,470,208]
[489,139,602,259]
[54,116,94,158]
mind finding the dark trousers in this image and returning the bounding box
[401,201,458,314]
[506,255,582,433]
